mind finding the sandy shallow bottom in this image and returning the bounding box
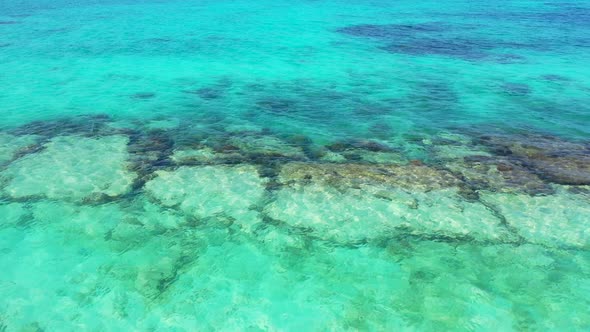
[0,128,589,331]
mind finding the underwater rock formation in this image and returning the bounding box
[266,162,511,244]
[1,135,137,202]
[445,156,553,195]
[145,165,267,231]
[227,135,306,160]
[0,203,27,228]
[127,129,175,187]
[479,134,590,185]
[277,162,461,191]
[258,161,519,244]
[481,188,590,249]
[105,233,201,300]
[0,133,39,165]
[172,133,307,167]
[171,147,222,165]
[10,114,114,139]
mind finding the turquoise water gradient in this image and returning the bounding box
[1,0,590,330]
[2,0,589,138]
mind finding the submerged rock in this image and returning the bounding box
[0,202,28,227]
[431,143,492,160]
[171,147,220,165]
[127,129,175,185]
[327,139,397,153]
[103,229,203,300]
[145,165,267,229]
[265,183,510,244]
[322,139,406,164]
[228,135,306,160]
[172,133,307,166]
[278,162,461,191]
[479,134,590,185]
[31,200,124,240]
[481,189,590,249]
[540,74,570,81]
[10,114,114,138]
[445,156,553,195]
[1,135,137,202]
[525,156,590,185]
[0,133,39,165]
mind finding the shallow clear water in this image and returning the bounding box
[1,0,590,330]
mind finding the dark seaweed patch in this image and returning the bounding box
[11,143,45,161]
[444,145,555,196]
[402,81,459,115]
[381,38,490,59]
[539,5,590,25]
[9,13,31,18]
[0,21,20,25]
[326,141,351,152]
[336,22,492,59]
[338,21,553,60]
[183,87,223,100]
[336,23,449,38]
[284,134,324,160]
[493,54,527,64]
[256,98,297,114]
[540,74,570,81]
[10,114,113,138]
[127,129,175,187]
[352,103,394,116]
[381,37,551,60]
[368,123,394,140]
[350,139,397,152]
[337,23,488,59]
[131,92,156,100]
[182,78,232,101]
[501,83,531,96]
[524,157,590,185]
[478,134,590,186]
[325,139,398,154]
[144,37,173,43]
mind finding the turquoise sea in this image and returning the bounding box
[1,0,590,330]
